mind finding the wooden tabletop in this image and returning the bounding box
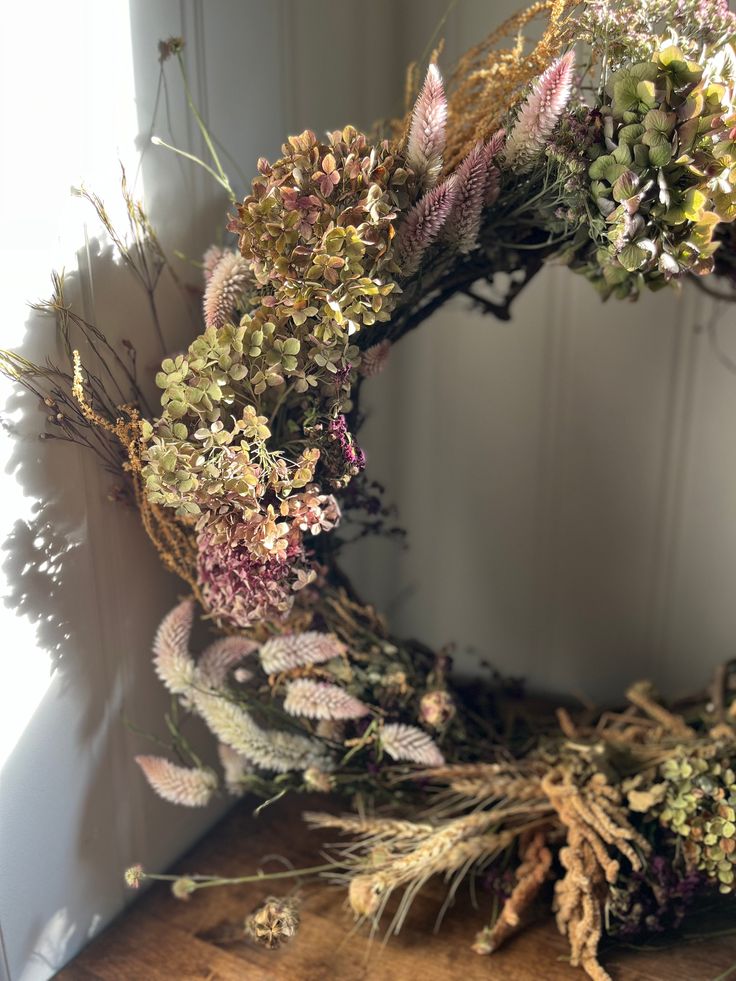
[58,796,736,981]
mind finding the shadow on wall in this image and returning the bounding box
[0,240,232,980]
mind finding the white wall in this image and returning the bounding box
[344,0,733,704]
[0,2,733,979]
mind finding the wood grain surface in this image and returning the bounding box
[57,797,736,981]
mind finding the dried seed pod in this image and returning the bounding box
[244,896,300,949]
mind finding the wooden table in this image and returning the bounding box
[58,797,736,980]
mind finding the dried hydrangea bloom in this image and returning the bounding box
[229,125,406,342]
[197,527,301,628]
[568,43,736,297]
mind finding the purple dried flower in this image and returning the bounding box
[197,528,300,629]
[406,63,447,189]
[325,415,367,481]
[396,176,457,276]
[607,853,713,940]
[505,52,575,167]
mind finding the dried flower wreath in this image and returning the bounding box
[7,2,736,978]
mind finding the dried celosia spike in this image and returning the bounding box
[504,51,575,167]
[396,177,458,277]
[198,635,259,688]
[217,743,252,796]
[244,896,300,949]
[194,689,331,773]
[135,755,217,807]
[203,250,252,328]
[486,128,506,159]
[445,143,490,254]
[484,129,505,205]
[381,722,444,766]
[406,63,447,189]
[283,679,370,720]
[259,631,346,675]
[202,244,224,281]
[359,339,391,378]
[153,599,196,695]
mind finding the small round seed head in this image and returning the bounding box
[171,876,197,900]
[124,864,144,889]
[244,896,300,949]
[419,689,456,728]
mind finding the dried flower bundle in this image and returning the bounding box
[6,2,736,977]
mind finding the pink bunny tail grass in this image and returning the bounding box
[202,245,225,282]
[153,599,196,695]
[283,679,370,720]
[193,689,331,773]
[445,143,491,254]
[406,63,448,189]
[396,177,458,277]
[135,755,217,807]
[198,635,259,688]
[359,340,391,378]
[504,52,575,167]
[259,631,347,675]
[203,251,252,328]
[380,723,444,767]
